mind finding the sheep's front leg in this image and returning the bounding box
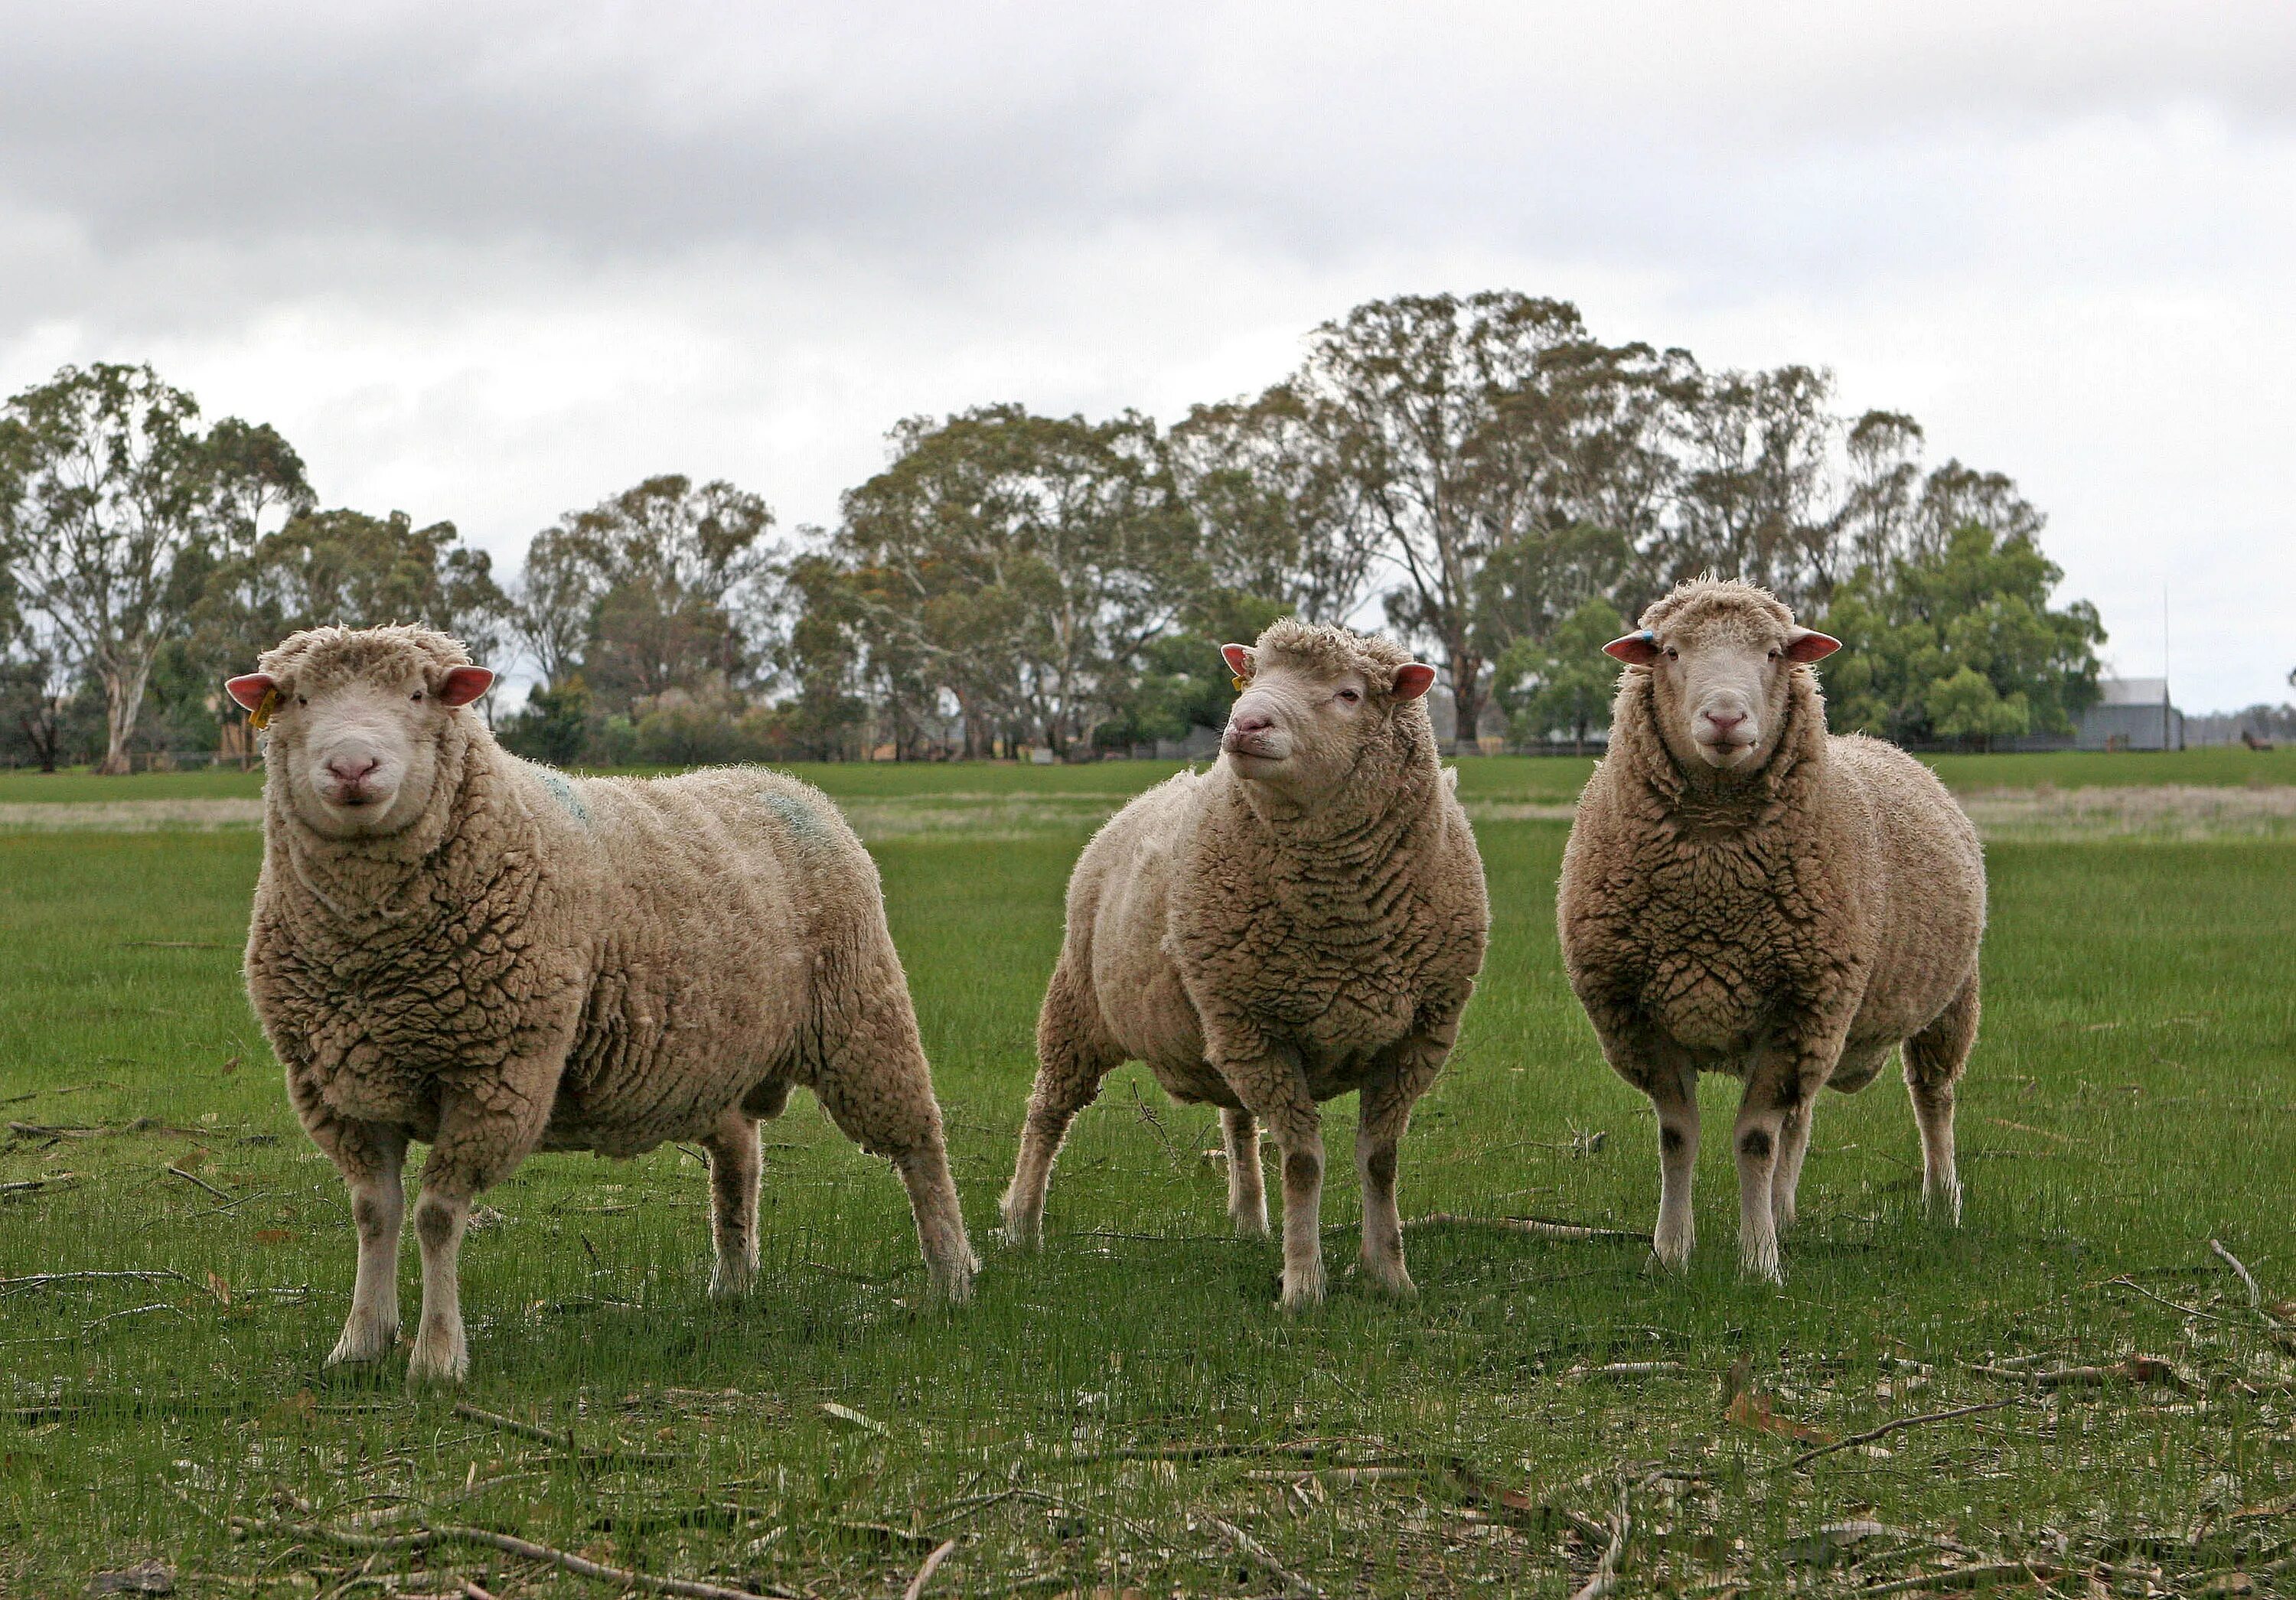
[318,1119,406,1364]
[701,1107,762,1299]
[1220,1107,1267,1239]
[1222,1041,1325,1309]
[408,1079,553,1386]
[1356,1013,1459,1297]
[1648,1064,1701,1271]
[1583,1010,1698,1271]
[1737,1035,1843,1285]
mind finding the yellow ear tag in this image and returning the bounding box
[1231,675,1247,692]
[249,688,279,730]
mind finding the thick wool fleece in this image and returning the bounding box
[1002,620,1489,1305]
[243,625,973,1383]
[1557,581,1985,1279]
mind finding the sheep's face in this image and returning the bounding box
[1605,592,1838,774]
[1219,638,1435,804]
[227,650,493,839]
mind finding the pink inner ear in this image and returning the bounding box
[439,666,495,707]
[1603,632,1662,666]
[223,673,274,712]
[1220,644,1252,676]
[1786,631,1842,663]
[1390,663,1437,701]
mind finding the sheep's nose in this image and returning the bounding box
[325,755,380,784]
[1704,712,1747,737]
[1231,710,1275,735]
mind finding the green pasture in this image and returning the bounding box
[2,740,2292,808]
[2,804,2294,1595]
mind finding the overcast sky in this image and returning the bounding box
[2,1,2289,710]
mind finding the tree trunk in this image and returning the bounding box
[99,657,154,775]
[1448,649,1484,754]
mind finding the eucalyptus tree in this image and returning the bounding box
[835,405,1197,755]
[0,363,309,771]
[1169,383,1378,625]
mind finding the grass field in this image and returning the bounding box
[4,788,2295,1595]
[4,741,2294,807]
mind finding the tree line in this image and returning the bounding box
[0,292,2115,772]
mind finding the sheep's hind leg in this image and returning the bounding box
[323,1120,406,1364]
[701,1108,762,1299]
[810,991,978,1304]
[1771,1101,1812,1233]
[1906,979,1979,1225]
[1355,1084,1417,1297]
[1001,960,1121,1250]
[1221,1107,1267,1239]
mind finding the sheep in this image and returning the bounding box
[226,624,975,1383]
[1000,620,1489,1308]
[1556,578,1985,1283]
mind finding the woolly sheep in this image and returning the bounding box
[1556,578,1985,1282]
[227,624,975,1384]
[1000,620,1489,1308]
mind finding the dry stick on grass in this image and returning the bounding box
[1567,1484,1632,1600]
[1404,1213,1650,1245]
[0,1173,78,1195]
[1857,1560,2058,1596]
[166,1164,232,1202]
[1787,1400,2017,1471]
[1200,1515,1319,1598]
[1065,1437,1391,1468]
[2210,1238,2266,1311]
[899,1538,957,1600]
[1,1268,197,1295]
[243,1518,797,1600]
[449,1400,677,1466]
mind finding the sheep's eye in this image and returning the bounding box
[1767,648,1781,661]
[1664,647,1679,660]
[1337,688,1360,704]
[296,696,308,706]
[411,692,424,702]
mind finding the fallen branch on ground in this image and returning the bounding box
[450,1401,676,1465]
[1200,1514,1319,1597]
[1789,1400,2017,1470]
[899,1538,957,1600]
[239,1516,796,1600]
[2210,1238,2265,1310]
[1567,1484,1632,1600]
[167,1164,231,1202]
[1,1268,197,1295]
[1404,1213,1649,1244]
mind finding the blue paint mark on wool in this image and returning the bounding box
[759,790,826,839]
[539,771,589,825]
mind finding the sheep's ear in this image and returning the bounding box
[223,673,275,712]
[1603,631,1662,665]
[439,666,495,707]
[1785,628,1841,663]
[1390,663,1437,701]
[1220,644,1254,679]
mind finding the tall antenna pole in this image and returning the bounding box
[2162,582,2172,751]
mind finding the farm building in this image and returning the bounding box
[2079,677,2183,751]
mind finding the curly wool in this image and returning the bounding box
[1003,620,1489,1303]
[1557,579,1986,1275]
[243,625,973,1380]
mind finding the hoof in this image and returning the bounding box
[405,1326,468,1387]
[1231,1211,1270,1241]
[1277,1266,1327,1312]
[325,1317,400,1367]
[1365,1268,1418,1299]
[1737,1255,1786,1288]
[1923,1183,1963,1226]
[708,1256,759,1301]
